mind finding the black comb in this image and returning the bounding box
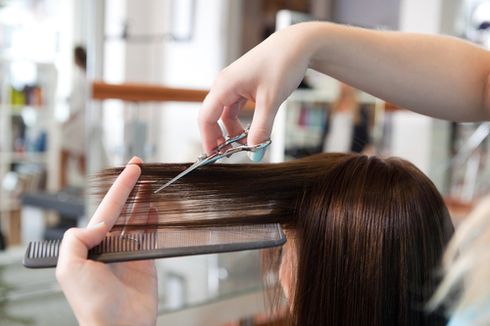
[23,224,286,268]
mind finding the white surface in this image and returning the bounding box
[399,0,463,35]
[399,0,443,33]
[159,0,238,163]
[21,207,45,244]
[389,111,450,190]
[391,111,432,174]
[100,0,242,165]
[324,112,354,153]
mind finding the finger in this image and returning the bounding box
[113,207,160,271]
[58,222,108,268]
[221,99,246,142]
[146,207,159,233]
[121,185,157,254]
[121,179,151,236]
[58,156,143,267]
[88,156,142,229]
[247,91,277,146]
[144,208,159,250]
[199,93,225,153]
[199,90,241,153]
[116,208,159,272]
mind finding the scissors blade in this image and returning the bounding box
[153,159,205,194]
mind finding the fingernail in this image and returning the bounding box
[248,147,266,162]
[127,156,141,166]
[88,221,106,230]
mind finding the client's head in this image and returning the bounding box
[278,154,454,326]
[94,153,454,326]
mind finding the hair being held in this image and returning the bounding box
[92,153,454,326]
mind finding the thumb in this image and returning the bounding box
[248,118,273,147]
[248,91,277,146]
[247,93,276,161]
[58,222,108,264]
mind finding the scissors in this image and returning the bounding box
[153,128,271,193]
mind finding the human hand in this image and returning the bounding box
[198,24,316,158]
[56,156,158,326]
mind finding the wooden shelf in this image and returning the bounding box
[91,81,256,110]
[92,81,209,103]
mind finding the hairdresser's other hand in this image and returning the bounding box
[56,157,158,326]
[199,24,314,155]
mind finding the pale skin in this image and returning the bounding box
[199,21,490,153]
[56,156,158,326]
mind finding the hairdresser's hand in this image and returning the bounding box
[56,157,158,326]
[199,24,315,157]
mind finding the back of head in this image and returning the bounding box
[291,154,453,326]
[74,45,87,71]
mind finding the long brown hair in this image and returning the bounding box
[92,153,454,325]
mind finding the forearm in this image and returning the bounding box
[297,22,490,121]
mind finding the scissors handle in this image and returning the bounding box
[153,129,271,193]
[212,129,248,155]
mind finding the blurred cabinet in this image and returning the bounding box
[0,60,58,247]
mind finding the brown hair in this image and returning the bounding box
[92,153,454,325]
[74,45,87,71]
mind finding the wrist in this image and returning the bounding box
[289,22,336,71]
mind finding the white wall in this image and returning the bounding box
[98,0,243,164]
[399,0,464,34]
[399,0,443,33]
[159,0,242,162]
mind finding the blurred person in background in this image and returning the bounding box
[323,83,373,154]
[60,45,88,188]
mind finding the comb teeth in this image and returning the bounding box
[23,240,62,268]
[90,232,157,254]
[23,225,286,269]
[22,232,161,268]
